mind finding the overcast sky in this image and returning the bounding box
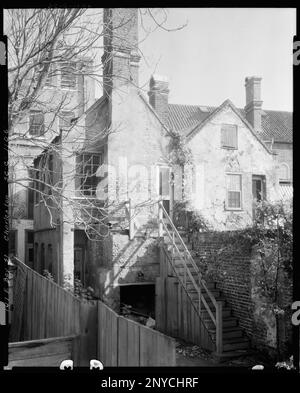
[136,8,296,112]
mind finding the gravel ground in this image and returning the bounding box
[175,339,272,368]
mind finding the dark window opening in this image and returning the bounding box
[25,230,34,268]
[9,230,17,256]
[29,111,44,136]
[119,284,155,319]
[40,243,45,274]
[76,153,102,197]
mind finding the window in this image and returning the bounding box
[59,111,75,132]
[34,165,40,203]
[47,244,53,276]
[226,174,242,209]
[9,230,17,256]
[29,111,44,136]
[221,124,238,149]
[61,62,77,89]
[278,163,290,182]
[44,64,55,88]
[25,230,34,268]
[40,243,45,274]
[76,154,102,196]
[27,169,35,219]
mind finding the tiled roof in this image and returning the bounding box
[166,103,292,143]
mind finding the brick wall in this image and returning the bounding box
[190,231,293,358]
[191,232,253,337]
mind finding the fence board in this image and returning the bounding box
[6,335,79,369]
[98,302,176,367]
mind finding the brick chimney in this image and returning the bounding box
[102,8,141,96]
[244,76,263,132]
[148,74,169,123]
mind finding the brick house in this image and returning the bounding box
[31,7,292,322]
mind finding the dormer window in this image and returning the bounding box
[221,124,238,149]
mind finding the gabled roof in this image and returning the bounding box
[165,103,292,144]
[184,99,274,154]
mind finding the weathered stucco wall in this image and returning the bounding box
[185,104,280,230]
[92,232,160,310]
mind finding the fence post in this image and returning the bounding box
[216,301,223,355]
[158,200,163,237]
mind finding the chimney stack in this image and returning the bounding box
[148,74,169,123]
[244,76,263,132]
[102,8,140,96]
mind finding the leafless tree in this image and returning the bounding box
[5,8,187,244]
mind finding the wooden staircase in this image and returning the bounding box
[158,201,251,359]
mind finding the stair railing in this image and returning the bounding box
[158,199,223,354]
[124,199,135,240]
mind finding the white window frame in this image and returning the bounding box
[225,172,243,210]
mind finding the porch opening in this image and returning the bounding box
[119,283,155,319]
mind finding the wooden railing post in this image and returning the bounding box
[158,199,163,237]
[198,275,201,314]
[216,301,223,355]
[128,199,134,240]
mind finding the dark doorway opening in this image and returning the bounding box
[119,284,155,319]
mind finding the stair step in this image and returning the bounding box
[209,326,244,339]
[186,281,216,290]
[204,317,238,329]
[223,339,250,352]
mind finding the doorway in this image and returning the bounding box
[158,166,174,218]
[252,175,266,202]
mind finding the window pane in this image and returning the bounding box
[228,191,241,208]
[160,168,170,196]
[227,174,241,191]
[29,112,44,136]
[227,174,241,208]
[77,153,102,196]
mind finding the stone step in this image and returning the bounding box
[186,280,216,291]
[223,337,250,352]
[209,326,244,339]
[204,316,238,329]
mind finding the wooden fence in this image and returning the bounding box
[9,258,176,367]
[6,335,80,369]
[98,302,176,366]
[9,258,97,366]
[156,276,215,352]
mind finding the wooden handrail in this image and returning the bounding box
[162,247,215,346]
[125,199,135,240]
[158,200,222,352]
